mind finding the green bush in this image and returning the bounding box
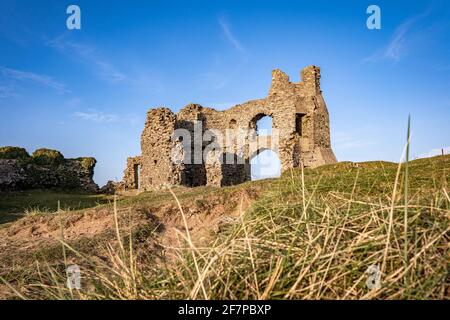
[0,146,30,160]
[32,148,65,165]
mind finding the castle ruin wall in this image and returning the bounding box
[122,66,337,190]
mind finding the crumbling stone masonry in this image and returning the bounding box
[0,147,98,192]
[122,66,337,190]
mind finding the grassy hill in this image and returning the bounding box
[0,155,449,299]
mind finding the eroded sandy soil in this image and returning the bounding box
[0,185,264,298]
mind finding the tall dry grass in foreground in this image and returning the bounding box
[157,158,448,300]
[8,155,450,300]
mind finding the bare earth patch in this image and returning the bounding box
[0,184,265,299]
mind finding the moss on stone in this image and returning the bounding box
[32,149,65,166]
[0,146,30,160]
[76,157,97,170]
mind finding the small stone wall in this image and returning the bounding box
[0,147,98,192]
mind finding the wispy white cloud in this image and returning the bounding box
[196,19,247,91]
[47,35,127,84]
[0,66,69,94]
[47,34,164,94]
[364,11,430,63]
[65,97,82,107]
[333,132,376,150]
[73,110,141,125]
[73,110,119,123]
[418,146,449,159]
[197,53,248,91]
[207,102,239,110]
[218,17,246,54]
[198,71,233,90]
[0,85,16,98]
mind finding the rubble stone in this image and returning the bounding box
[0,147,98,192]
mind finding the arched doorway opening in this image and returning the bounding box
[250,149,281,181]
[250,114,273,136]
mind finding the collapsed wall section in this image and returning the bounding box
[0,147,98,192]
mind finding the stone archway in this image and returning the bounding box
[249,113,274,134]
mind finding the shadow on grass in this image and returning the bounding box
[0,190,111,224]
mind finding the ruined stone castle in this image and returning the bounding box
[121,66,337,190]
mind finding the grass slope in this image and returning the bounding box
[0,190,110,224]
[0,155,449,299]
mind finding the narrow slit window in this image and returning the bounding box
[133,164,141,189]
[296,113,306,136]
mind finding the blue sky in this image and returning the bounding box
[1,0,449,185]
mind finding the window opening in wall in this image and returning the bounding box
[296,113,306,136]
[254,115,273,136]
[133,164,141,189]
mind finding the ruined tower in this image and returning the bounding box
[122,66,337,190]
